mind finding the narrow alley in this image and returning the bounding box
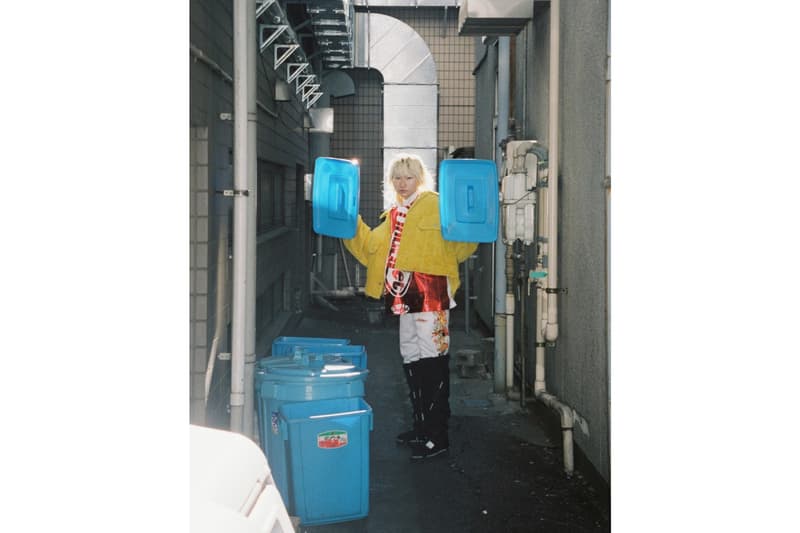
[260,295,610,532]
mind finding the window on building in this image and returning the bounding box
[257,159,286,232]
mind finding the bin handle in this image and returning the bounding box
[308,409,367,420]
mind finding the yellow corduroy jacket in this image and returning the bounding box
[343,191,478,299]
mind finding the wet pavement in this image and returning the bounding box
[273,296,610,532]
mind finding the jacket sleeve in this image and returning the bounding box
[342,215,372,267]
[447,240,479,264]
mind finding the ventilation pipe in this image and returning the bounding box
[230,0,257,436]
[353,12,439,191]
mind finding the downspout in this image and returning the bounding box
[243,0,258,439]
[205,217,230,409]
[230,0,257,435]
[545,0,560,344]
[493,36,510,394]
[533,0,575,476]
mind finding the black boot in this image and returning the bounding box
[396,360,425,446]
[410,355,450,461]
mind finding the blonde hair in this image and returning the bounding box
[382,153,435,208]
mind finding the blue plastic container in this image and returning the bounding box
[271,336,350,357]
[294,344,368,369]
[438,158,499,243]
[254,355,369,505]
[279,397,373,526]
[312,157,360,239]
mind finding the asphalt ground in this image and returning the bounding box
[273,295,610,533]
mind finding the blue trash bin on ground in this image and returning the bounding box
[254,353,369,510]
[279,397,373,526]
[271,336,350,357]
[291,344,368,369]
[270,336,366,368]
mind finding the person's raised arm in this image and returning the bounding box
[342,215,372,267]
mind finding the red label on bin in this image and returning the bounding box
[317,430,348,449]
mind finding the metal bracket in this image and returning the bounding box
[302,83,320,101]
[217,352,231,361]
[219,112,233,121]
[274,44,299,68]
[545,287,568,294]
[255,0,276,20]
[296,74,315,93]
[216,189,250,197]
[306,92,323,108]
[286,63,308,83]
[259,24,288,54]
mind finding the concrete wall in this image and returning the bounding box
[547,0,609,482]
[474,1,610,482]
[189,0,312,427]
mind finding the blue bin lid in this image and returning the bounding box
[312,157,360,239]
[296,344,365,355]
[272,336,350,346]
[256,353,368,380]
[438,158,499,243]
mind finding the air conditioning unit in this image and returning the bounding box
[458,0,534,36]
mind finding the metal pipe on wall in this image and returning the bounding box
[493,36,510,394]
[243,0,258,438]
[205,217,230,411]
[230,0,256,434]
[545,0,560,344]
[533,0,575,476]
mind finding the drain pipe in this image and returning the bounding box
[493,36,510,394]
[533,0,575,476]
[243,0,258,438]
[544,0,561,344]
[205,216,230,410]
[230,0,257,435]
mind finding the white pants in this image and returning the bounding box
[398,310,450,364]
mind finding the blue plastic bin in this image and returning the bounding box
[293,344,368,369]
[279,397,373,526]
[271,336,350,357]
[254,355,369,506]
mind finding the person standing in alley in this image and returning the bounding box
[343,153,478,460]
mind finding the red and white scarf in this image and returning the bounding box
[385,193,418,313]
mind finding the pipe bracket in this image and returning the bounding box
[545,287,567,294]
[216,189,250,197]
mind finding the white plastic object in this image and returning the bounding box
[190,425,294,533]
[501,141,539,245]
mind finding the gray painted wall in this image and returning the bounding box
[548,0,609,482]
[474,1,610,482]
